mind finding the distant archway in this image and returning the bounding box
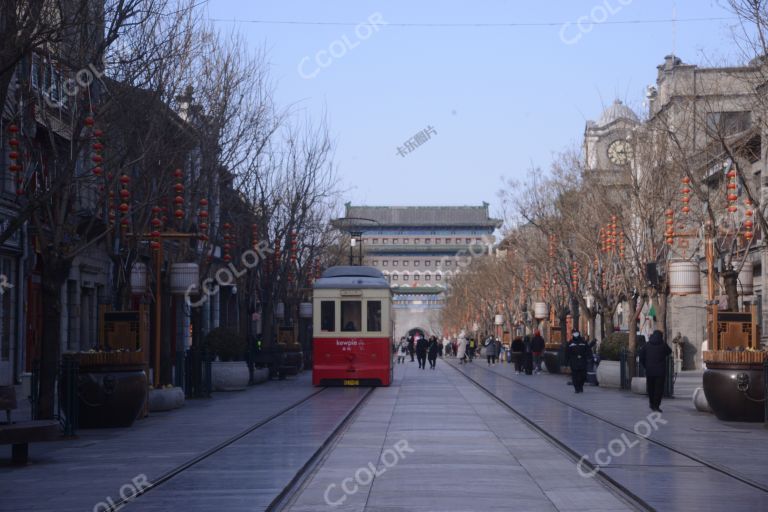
[407,327,427,339]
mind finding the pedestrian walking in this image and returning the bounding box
[408,335,416,362]
[456,337,468,364]
[428,336,440,369]
[511,336,524,373]
[396,338,408,364]
[485,336,497,365]
[639,330,672,412]
[416,335,428,369]
[522,335,534,375]
[531,330,545,374]
[567,330,590,393]
[467,338,477,362]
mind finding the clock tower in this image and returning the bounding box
[583,99,640,185]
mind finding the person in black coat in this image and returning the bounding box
[522,335,534,375]
[511,337,524,374]
[407,335,415,362]
[427,336,439,369]
[567,330,590,393]
[416,335,429,369]
[639,330,672,412]
[531,330,546,374]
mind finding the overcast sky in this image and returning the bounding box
[205,1,746,220]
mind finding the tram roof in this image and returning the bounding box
[314,265,390,289]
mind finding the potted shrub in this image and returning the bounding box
[206,327,249,391]
[597,332,627,388]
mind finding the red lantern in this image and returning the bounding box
[91,154,103,164]
[119,203,129,213]
[84,116,95,127]
[8,138,18,147]
[92,142,103,151]
[92,166,103,176]
[174,168,183,178]
[174,209,184,219]
[174,183,184,193]
[199,198,208,207]
[93,129,104,138]
[8,124,18,133]
[119,175,130,184]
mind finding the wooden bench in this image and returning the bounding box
[0,420,60,464]
[0,385,60,464]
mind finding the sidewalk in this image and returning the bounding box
[0,373,324,511]
[286,361,632,512]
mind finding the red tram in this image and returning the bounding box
[312,266,393,386]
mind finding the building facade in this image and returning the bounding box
[338,203,501,339]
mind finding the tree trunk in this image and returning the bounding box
[627,295,638,378]
[37,258,70,420]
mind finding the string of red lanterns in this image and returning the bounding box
[118,173,130,231]
[222,222,232,263]
[7,123,23,196]
[198,199,209,241]
[150,206,162,251]
[665,208,675,245]
[173,168,184,220]
[744,197,754,241]
[681,176,691,215]
[726,165,738,214]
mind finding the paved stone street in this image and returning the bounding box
[284,362,632,512]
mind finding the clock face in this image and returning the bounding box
[607,140,632,165]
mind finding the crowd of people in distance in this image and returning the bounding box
[393,327,672,408]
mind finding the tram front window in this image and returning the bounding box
[367,301,382,332]
[341,301,361,331]
[321,301,335,332]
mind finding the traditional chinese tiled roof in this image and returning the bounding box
[341,204,502,229]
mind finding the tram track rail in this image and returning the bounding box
[448,362,653,512]
[451,360,768,511]
[266,387,375,511]
[454,361,768,496]
[104,386,373,512]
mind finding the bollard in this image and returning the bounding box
[30,363,40,420]
[763,359,768,427]
[664,354,674,398]
[175,350,185,389]
[620,348,627,390]
[203,349,212,398]
[59,358,79,437]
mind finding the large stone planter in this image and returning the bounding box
[148,387,185,412]
[212,361,250,391]
[71,366,148,428]
[596,361,621,388]
[252,367,269,384]
[703,364,765,422]
[631,376,647,395]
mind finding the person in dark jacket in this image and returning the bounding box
[485,336,497,365]
[522,335,534,375]
[639,330,672,412]
[567,330,590,393]
[407,335,415,362]
[416,335,429,369]
[531,330,546,374]
[511,336,524,373]
[427,336,440,369]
